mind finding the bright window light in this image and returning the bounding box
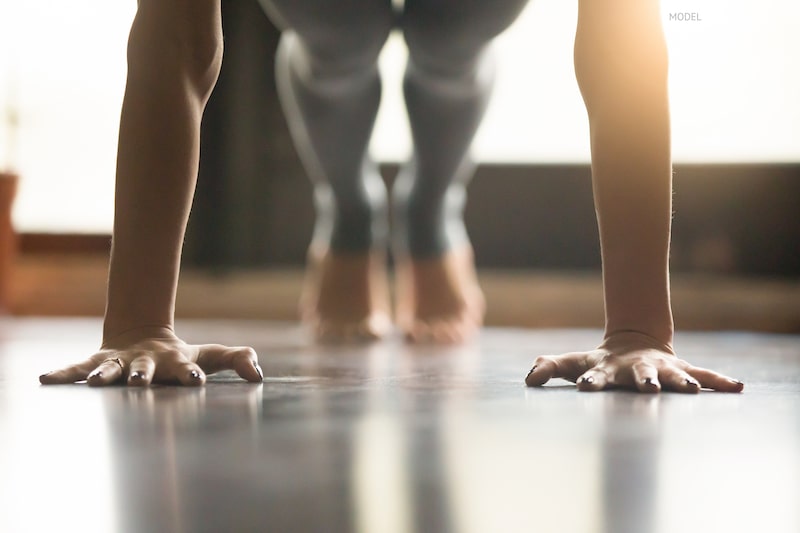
[373,0,800,164]
[2,0,798,233]
[0,0,135,233]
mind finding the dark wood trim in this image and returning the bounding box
[16,163,800,277]
[19,233,111,255]
[9,253,800,332]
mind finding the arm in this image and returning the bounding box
[526,0,742,393]
[40,0,262,386]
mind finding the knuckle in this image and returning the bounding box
[235,347,258,361]
[174,361,196,373]
[204,344,227,353]
[160,349,184,361]
[683,362,702,374]
[127,351,149,361]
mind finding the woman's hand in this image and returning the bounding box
[524,331,743,393]
[39,326,263,387]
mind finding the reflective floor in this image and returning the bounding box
[1,318,799,533]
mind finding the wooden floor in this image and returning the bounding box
[1,318,799,533]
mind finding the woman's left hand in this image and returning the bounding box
[524,331,744,393]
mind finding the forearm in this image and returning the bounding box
[576,0,674,346]
[591,106,674,345]
[103,3,222,342]
[103,84,197,341]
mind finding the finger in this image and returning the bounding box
[197,345,262,383]
[525,356,557,386]
[686,365,744,393]
[632,362,661,393]
[39,359,98,385]
[173,362,205,387]
[87,357,126,387]
[526,353,585,387]
[660,368,701,394]
[147,348,205,386]
[127,355,156,387]
[229,347,263,383]
[576,369,608,392]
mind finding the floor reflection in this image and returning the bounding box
[103,385,263,533]
[351,343,413,533]
[350,342,491,533]
[0,387,117,533]
[599,394,661,533]
[2,320,799,533]
[655,392,800,533]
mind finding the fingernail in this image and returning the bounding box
[190,370,201,380]
[254,362,264,381]
[644,377,654,386]
[88,370,103,379]
[40,371,53,378]
[526,366,537,378]
[731,379,743,385]
[686,379,700,388]
[580,376,594,384]
[129,371,144,381]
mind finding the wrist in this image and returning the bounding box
[604,299,674,348]
[601,329,674,355]
[102,322,177,349]
[605,312,673,346]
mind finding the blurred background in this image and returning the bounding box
[1,0,798,331]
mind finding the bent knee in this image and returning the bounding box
[299,25,391,80]
[402,24,482,77]
[402,0,527,76]
[269,1,393,80]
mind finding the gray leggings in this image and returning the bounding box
[258,0,529,256]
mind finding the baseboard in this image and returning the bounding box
[10,253,800,332]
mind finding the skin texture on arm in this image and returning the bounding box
[40,0,263,387]
[525,0,743,393]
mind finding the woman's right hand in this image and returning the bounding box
[39,326,263,387]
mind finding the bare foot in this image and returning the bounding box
[395,247,485,344]
[301,247,392,343]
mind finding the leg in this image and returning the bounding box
[394,0,529,343]
[258,0,395,341]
